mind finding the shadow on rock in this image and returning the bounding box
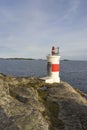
[0,106,20,130]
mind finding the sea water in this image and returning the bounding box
[0,59,87,93]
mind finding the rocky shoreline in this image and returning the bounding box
[0,73,87,130]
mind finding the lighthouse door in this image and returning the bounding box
[47,62,52,76]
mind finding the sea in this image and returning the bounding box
[0,59,87,93]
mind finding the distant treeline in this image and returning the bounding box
[0,58,35,60]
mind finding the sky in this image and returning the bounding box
[0,0,87,60]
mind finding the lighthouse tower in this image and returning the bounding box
[41,46,60,83]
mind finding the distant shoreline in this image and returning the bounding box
[0,58,35,60]
[0,58,45,61]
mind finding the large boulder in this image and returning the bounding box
[0,73,87,130]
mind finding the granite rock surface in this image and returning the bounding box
[0,73,87,130]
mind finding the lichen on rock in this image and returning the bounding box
[0,73,87,130]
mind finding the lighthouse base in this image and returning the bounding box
[40,76,60,84]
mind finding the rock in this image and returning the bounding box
[0,74,48,130]
[0,73,87,130]
[45,82,87,130]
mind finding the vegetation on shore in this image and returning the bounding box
[0,58,35,60]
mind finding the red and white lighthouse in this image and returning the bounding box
[41,46,60,83]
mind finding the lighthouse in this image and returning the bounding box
[41,46,60,83]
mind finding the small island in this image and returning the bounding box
[63,59,70,61]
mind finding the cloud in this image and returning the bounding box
[61,0,80,21]
[0,0,87,60]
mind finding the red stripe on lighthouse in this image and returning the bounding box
[52,64,60,72]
